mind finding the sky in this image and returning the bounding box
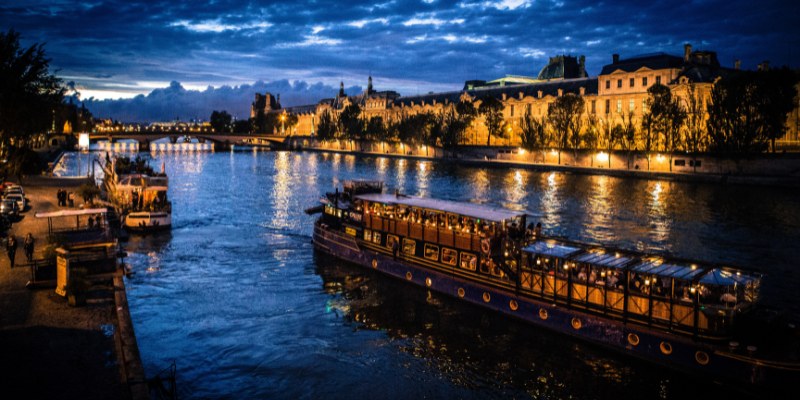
[3,0,799,122]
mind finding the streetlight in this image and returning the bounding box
[280,112,286,135]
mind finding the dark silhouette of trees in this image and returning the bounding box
[209,110,232,133]
[315,109,338,141]
[548,93,584,164]
[704,70,798,155]
[478,95,503,146]
[231,119,250,133]
[1,29,64,158]
[339,104,363,149]
[618,112,638,169]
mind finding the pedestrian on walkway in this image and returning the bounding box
[6,235,17,267]
[24,233,35,263]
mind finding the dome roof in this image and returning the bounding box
[537,55,587,81]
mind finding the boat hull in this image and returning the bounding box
[124,211,171,233]
[313,221,794,390]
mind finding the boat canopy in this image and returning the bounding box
[356,193,525,222]
[699,268,759,287]
[522,241,582,259]
[629,258,707,281]
[572,250,635,270]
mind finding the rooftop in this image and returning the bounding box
[356,193,525,222]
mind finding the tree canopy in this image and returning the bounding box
[0,29,65,149]
[478,95,503,146]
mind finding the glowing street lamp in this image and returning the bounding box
[280,112,286,135]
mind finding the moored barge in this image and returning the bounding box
[310,180,800,390]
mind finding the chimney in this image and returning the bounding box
[537,90,543,98]
[579,55,586,74]
[612,54,619,64]
[684,43,692,62]
[734,59,741,70]
[557,88,563,97]
[502,93,507,101]
[519,92,524,100]
[579,87,585,95]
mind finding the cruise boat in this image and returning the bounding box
[309,180,800,390]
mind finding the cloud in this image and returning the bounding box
[170,19,272,33]
[1,0,797,113]
[83,80,363,123]
[402,16,465,27]
[347,18,389,28]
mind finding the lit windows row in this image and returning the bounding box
[605,76,662,90]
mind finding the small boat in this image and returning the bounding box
[309,180,800,392]
[124,210,171,232]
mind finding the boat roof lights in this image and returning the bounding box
[356,193,525,222]
[522,241,582,259]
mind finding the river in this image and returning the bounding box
[64,150,799,398]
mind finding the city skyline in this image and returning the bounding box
[2,0,799,121]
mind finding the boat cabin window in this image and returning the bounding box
[372,231,381,244]
[460,252,477,271]
[363,229,372,241]
[424,244,439,261]
[442,248,457,266]
[402,239,416,255]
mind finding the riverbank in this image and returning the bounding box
[0,175,146,399]
[284,139,800,187]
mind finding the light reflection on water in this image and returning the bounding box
[101,151,797,399]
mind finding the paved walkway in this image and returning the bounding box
[0,176,133,399]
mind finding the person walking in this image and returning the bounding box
[24,233,35,263]
[6,235,17,267]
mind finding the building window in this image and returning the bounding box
[656,76,661,85]
[591,100,596,114]
[642,77,648,86]
[510,105,515,117]
[629,99,635,112]
[605,80,610,89]
[605,99,610,114]
[616,100,622,113]
[629,78,635,88]
[617,79,622,88]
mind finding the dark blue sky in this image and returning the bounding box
[3,0,799,121]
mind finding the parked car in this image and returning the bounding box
[3,184,23,196]
[4,193,26,211]
[0,199,19,218]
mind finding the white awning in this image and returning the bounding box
[35,208,108,218]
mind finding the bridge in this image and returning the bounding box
[87,133,311,149]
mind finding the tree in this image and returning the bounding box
[583,114,600,166]
[0,29,65,168]
[232,119,250,133]
[209,110,232,133]
[704,70,798,155]
[642,84,686,170]
[683,84,707,171]
[478,95,503,146]
[756,68,799,152]
[339,104,363,150]
[548,93,585,164]
[520,112,551,163]
[315,109,338,141]
[618,112,638,169]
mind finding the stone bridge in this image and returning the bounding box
[88,133,312,149]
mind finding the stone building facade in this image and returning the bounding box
[252,44,799,149]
